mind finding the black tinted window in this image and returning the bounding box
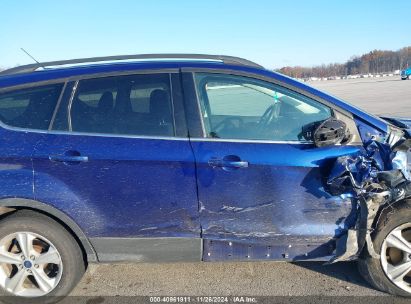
[0,84,63,130]
[71,74,174,136]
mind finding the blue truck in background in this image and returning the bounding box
[401,66,411,80]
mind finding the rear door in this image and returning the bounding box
[33,71,201,262]
[184,71,362,261]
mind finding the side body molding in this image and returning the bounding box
[0,198,98,262]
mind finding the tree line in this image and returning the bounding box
[278,46,411,79]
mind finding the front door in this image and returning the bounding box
[188,72,361,260]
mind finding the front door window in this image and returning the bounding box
[194,73,332,141]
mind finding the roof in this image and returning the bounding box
[0,54,264,76]
[0,54,266,89]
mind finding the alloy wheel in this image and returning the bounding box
[0,231,63,297]
[380,222,411,294]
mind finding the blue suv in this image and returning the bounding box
[0,54,411,301]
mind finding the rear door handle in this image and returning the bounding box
[49,155,89,163]
[49,151,89,164]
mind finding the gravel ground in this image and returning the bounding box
[71,76,411,300]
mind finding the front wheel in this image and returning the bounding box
[358,200,411,297]
[0,210,86,303]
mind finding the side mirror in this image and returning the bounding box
[313,118,351,147]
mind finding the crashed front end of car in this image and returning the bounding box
[326,118,411,263]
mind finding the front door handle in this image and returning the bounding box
[208,155,249,170]
[222,160,249,168]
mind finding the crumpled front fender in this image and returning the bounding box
[326,122,411,263]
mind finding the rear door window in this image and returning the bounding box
[70,74,175,136]
[0,84,63,130]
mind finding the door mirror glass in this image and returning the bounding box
[311,118,351,147]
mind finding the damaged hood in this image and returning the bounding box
[380,116,411,131]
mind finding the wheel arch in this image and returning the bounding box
[372,198,411,236]
[0,197,98,263]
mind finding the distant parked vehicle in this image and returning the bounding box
[401,67,411,80]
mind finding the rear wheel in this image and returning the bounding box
[0,210,85,303]
[358,200,411,297]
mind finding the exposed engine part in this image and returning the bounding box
[326,128,411,263]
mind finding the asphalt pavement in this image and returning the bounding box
[308,76,411,117]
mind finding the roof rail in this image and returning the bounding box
[0,54,264,76]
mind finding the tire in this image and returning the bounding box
[358,199,411,297]
[0,210,86,303]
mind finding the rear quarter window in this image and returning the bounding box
[0,83,63,130]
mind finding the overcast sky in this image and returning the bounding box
[1,0,410,69]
